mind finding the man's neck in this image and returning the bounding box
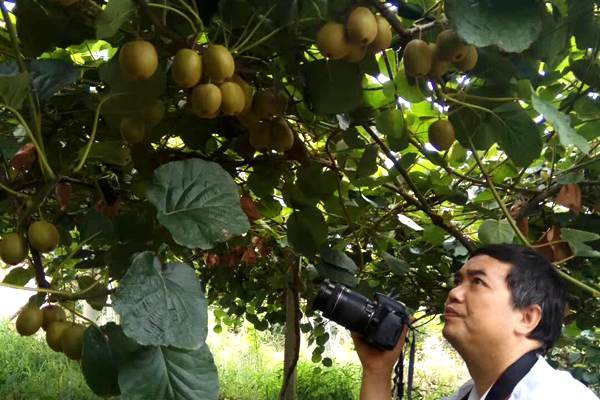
[461,341,541,396]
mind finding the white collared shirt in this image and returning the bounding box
[443,356,599,400]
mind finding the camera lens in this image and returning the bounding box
[312,281,376,334]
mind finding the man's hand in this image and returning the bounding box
[353,324,410,400]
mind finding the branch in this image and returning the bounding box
[515,184,561,220]
[369,0,441,42]
[133,0,187,48]
[31,249,51,289]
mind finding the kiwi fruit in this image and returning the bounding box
[428,43,450,78]
[403,39,433,78]
[346,6,378,46]
[316,22,350,60]
[345,42,367,63]
[203,45,235,83]
[454,45,478,71]
[60,324,86,360]
[428,120,456,151]
[231,75,255,115]
[369,15,393,53]
[270,117,294,152]
[41,305,66,331]
[0,232,28,265]
[120,117,145,145]
[119,40,158,80]
[16,305,43,336]
[219,82,246,116]
[28,221,59,253]
[191,83,222,118]
[46,321,70,352]
[435,30,468,62]
[171,49,202,88]
[143,100,165,126]
[252,88,287,119]
[249,121,272,151]
[132,179,147,199]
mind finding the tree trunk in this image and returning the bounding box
[280,257,300,400]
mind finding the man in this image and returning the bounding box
[353,244,598,400]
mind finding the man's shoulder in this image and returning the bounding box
[511,356,598,400]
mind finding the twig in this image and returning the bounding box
[31,250,51,289]
[0,180,29,199]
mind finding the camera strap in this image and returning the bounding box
[393,328,416,400]
[459,349,540,400]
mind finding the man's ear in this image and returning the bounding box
[516,304,542,336]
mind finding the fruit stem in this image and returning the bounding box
[231,4,277,53]
[147,2,197,34]
[2,105,55,180]
[174,0,204,33]
[0,181,29,199]
[74,93,125,173]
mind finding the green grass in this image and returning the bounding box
[0,320,102,400]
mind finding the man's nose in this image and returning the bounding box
[446,283,464,303]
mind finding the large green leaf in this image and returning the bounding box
[303,60,362,115]
[320,247,357,273]
[287,207,328,256]
[2,266,34,286]
[445,0,544,53]
[86,141,132,166]
[81,325,120,397]
[482,103,542,167]
[118,344,219,400]
[97,0,136,39]
[532,94,589,154]
[112,252,208,350]
[381,252,409,276]
[375,109,406,139]
[146,159,250,249]
[478,219,515,244]
[561,229,600,258]
[0,71,30,109]
[30,59,80,102]
[356,145,379,178]
[570,0,600,50]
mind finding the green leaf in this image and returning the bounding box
[570,0,600,50]
[99,56,166,115]
[320,248,357,273]
[86,141,132,166]
[381,252,409,276]
[112,252,208,350]
[445,0,544,53]
[118,344,219,400]
[79,211,116,243]
[570,59,600,91]
[0,71,30,109]
[287,207,328,256]
[303,60,362,115]
[393,68,425,103]
[297,163,338,199]
[97,0,136,39]
[30,60,80,102]
[316,262,357,287]
[483,103,543,167]
[81,325,120,397]
[532,94,589,154]
[560,229,600,258]
[105,242,145,280]
[146,159,250,249]
[450,106,495,151]
[478,219,515,244]
[356,145,379,178]
[2,267,34,286]
[422,225,447,245]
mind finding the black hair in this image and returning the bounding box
[470,244,566,354]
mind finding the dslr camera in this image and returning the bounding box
[312,280,410,350]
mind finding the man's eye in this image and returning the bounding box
[473,278,484,285]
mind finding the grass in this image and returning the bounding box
[0,317,464,399]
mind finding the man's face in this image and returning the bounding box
[442,255,524,352]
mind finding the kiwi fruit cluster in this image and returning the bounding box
[316,6,392,63]
[403,29,478,78]
[15,303,87,361]
[0,221,60,266]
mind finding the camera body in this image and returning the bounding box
[312,280,409,350]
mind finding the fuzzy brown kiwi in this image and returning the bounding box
[16,305,43,336]
[435,30,468,62]
[269,117,294,152]
[120,117,145,145]
[119,40,159,80]
[403,39,433,78]
[46,321,71,352]
[0,233,28,265]
[219,82,246,116]
[28,221,60,253]
[368,15,393,53]
[344,42,367,63]
[346,7,378,46]
[191,83,222,118]
[171,49,202,88]
[249,121,272,151]
[60,324,86,360]
[41,305,66,331]
[428,120,456,151]
[316,22,350,60]
[454,45,478,71]
[203,45,235,83]
[427,43,450,78]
